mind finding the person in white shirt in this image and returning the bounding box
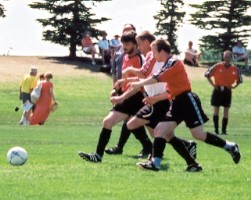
[232,40,249,71]
[98,31,111,65]
[184,41,201,67]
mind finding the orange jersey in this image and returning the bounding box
[154,57,191,99]
[81,37,93,47]
[122,53,143,91]
[205,62,242,87]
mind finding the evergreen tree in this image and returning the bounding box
[0,3,6,18]
[189,0,251,53]
[29,0,110,59]
[154,0,185,54]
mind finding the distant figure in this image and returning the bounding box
[29,72,57,125]
[110,34,121,52]
[81,32,97,65]
[232,40,249,71]
[184,41,201,67]
[18,67,38,125]
[98,31,111,65]
[205,50,242,135]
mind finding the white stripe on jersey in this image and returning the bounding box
[143,61,167,97]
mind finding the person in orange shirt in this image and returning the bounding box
[29,72,57,125]
[129,39,241,171]
[78,31,152,163]
[81,32,97,65]
[205,50,242,135]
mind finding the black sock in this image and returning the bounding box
[132,126,152,152]
[204,132,226,148]
[117,121,131,150]
[213,115,219,134]
[96,128,112,157]
[153,137,166,158]
[169,136,196,165]
[222,117,228,134]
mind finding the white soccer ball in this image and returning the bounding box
[7,146,28,166]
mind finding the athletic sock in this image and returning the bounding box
[222,117,228,134]
[117,121,131,150]
[204,132,226,148]
[132,126,152,152]
[213,115,219,134]
[153,137,166,159]
[96,128,112,157]
[169,136,196,165]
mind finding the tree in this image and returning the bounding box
[0,2,6,18]
[154,0,185,54]
[189,0,251,53]
[29,0,110,59]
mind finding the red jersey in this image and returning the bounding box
[205,62,242,87]
[153,57,191,99]
[140,52,156,78]
[122,53,143,91]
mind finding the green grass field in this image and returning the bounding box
[0,65,251,200]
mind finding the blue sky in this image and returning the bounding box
[0,0,250,56]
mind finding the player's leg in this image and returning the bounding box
[79,111,128,162]
[222,107,229,134]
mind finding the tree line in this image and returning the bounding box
[1,0,251,58]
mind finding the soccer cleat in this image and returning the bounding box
[186,141,197,159]
[227,144,241,164]
[78,152,102,163]
[136,161,160,171]
[186,163,203,172]
[105,146,123,155]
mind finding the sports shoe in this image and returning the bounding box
[105,146,123,155]
[137,149,151,159]
[136,161,160,171]
[186,141,197,159]
[186,163,203,172]
[227,144,241,164]
[91,60,96,65]
[78,152,102,163]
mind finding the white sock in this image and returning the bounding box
[224,141,235,151]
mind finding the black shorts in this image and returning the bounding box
[136,99,170,129]
[160,92,209,129]
[211,87,232,107]
[112,91,145,116]
[21,92,31,104]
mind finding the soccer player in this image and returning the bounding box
[112,31,200,171]
[129,39,241,171]
[78,31,152,162]
[106,24,152,158]
[205,50,242,134]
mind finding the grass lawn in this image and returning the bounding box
[0,57,250,200]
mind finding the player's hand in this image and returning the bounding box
[143,96,157,105]
[114,78,126,90]
[110,96,124,105]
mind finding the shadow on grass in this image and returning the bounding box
[39,56,112,75]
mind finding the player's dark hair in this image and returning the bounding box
[136,31,156,43]
[151,39,171,54]
[123,23,136,31]
[121,31,137,45]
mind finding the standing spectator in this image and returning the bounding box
[81,31,97,65]
[130,39,241,171]
[98,31,111,66]
[205,50,242,135]
[232,40,249,71]
[184,41,201,67]
[29,72,57,125]
[18,67,38,125]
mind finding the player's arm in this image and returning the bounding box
[143,91,170,105]
[122,66,145,79]
[110,87,141,105]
